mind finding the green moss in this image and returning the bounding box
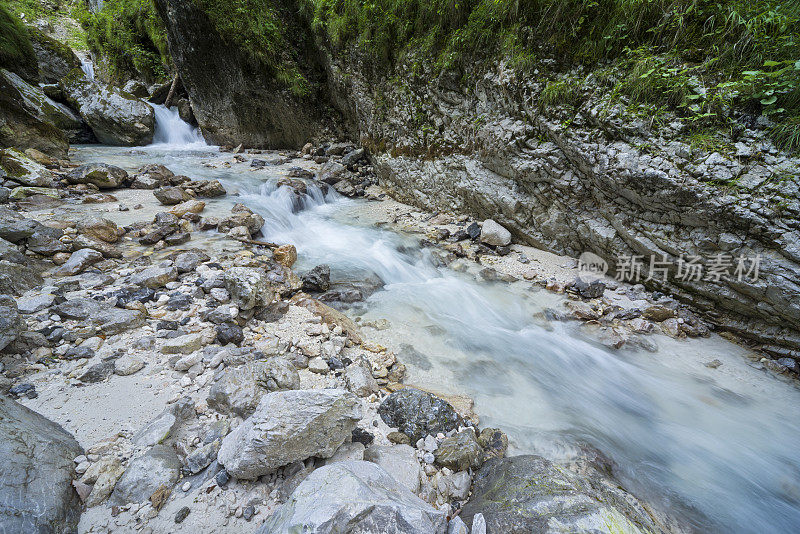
[78,0,169,83]
[0,2,37,80]
[540,78,581,110]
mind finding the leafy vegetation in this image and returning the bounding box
[302,0,800,152]
[78,0,170,83]
[192,0,310,95]
[4,0,87,49]
[0,2,37,80]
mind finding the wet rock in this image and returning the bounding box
[68,164,128,189]
[207,358,300,417]
[259,461,446,534]
[54,248,103,276]
[193,179,226,197]
[364,444,421,492]
[570,278,606,299]
[77,216,120,243]
[301,264,331,292]
[0,395,82,533]
[461,455,652,534]
[0,205,43,242]
[111,445,181,505]
[60,69,155,145]
[477,428,508,460]
[218,204,264,234]
[341,148,366,167]
[378,388,461,443]
[218,389,361,479]
[216,322,244,345]
[435,429,484,471]
[224,267,275,310]
[72,234,122,258]
[154,186,191,205]
[169,199,205,217]
[480,219,511,247]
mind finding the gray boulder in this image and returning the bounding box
[258,461,447,534]
[0,259,44,294]
[224,267,275,310]
[54,248,103,276]
[460,455,655,534]
[51,297,145,335]
[27,27,82,84]
[207,358,300,417]
[68,163,128,189]
[480,219,512,247]
[0,395,82,533]
[0,148,54,188]
[59,68,155,145]
[154,186,191,205]
[110,445,182,505]
[0,295,22,351]
[378,388,461,443]
[218,389,361,479]
[364,444,421,493]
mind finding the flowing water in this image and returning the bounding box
[69,112,800,533]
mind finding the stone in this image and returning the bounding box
[460,455,652,534]
[345,356,379,397]
[123,80,150,98]
[301,264,331,292]
[378,388,461,443]
[388,431,411,445]
[258,461,447,534]
[273,244,297,268]
[111,445,182,505]
[448,516,468,534]
[161,333,206,355]
[480,219,512,247]
[52,298,145,335]
[0,395,82,533]
[77,216,120,243]
[326,441,366,464]
[207,358,300,417]
[216,322,244,345]
[434,429,484,471]
[364,444,421,493]
[174,351,203,371]
[16,292,55,314]
[308,356,329,374]
[224,267,275,310]
[115,355,145,376]
[643,305,676,322]
[0,206,43,242]
[317,160,347,185]
[68,164,128,189]
[130,265,178,288]
[85,459,125,506]
[0,74,69,158]
[477,428,508,459]
[169,199,205,216]
[175,250,208,273]
[217,389,361,479]
[342,147,366,166]
[79,360,116,383]
[54,248,103,276]
[133,398,194,448]
[184,440,220,474]
[60,69,155,145]
[0,296,23,351]
[175,506,190,524]
[155,186,191,205]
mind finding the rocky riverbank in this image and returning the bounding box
[0,143,693,533]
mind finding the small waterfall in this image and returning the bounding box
[149,104,206,148]
[80,58,95,81]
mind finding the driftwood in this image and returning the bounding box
[163,74,180,108]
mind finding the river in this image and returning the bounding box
[69,110,800,533]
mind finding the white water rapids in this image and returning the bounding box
[70,127,800,533]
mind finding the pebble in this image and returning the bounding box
[243,505,255,521]
[182,482,191,492]
[175,506,190,524]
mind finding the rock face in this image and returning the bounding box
[217,389,361,479]
[460,455,657,534]
[378,388,461,443]
[59,68,155,145]
[28,27,82,84]
[0,69,70,157]
[258,461,447,534]
[153,0,322,147]
[321,51,800,359]
[0,394,83,533]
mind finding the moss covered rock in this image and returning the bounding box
[27,26,82,84]
[0,4,37,82]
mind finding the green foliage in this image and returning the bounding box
[79,0,169,83]
[540,78,581,109]
[192,0,309,96]
[0,2,37,78]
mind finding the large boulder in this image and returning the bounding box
[258,461,447,534]
[27,27,82,84]
[460,455,657,534]
[51,297,145,335]
[377,388,461,443]
[59,68,155,145]
[217,389,361,479]
[0,147,53,187]
[0,395,83,533]
[68,163,128,189]
[207,358,299,417]
[0,259,44,294]
[0,294,22,350]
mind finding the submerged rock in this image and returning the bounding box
[259,461,447,534]
[0,395,82,533]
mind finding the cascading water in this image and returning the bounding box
[69,146,800,534]
[80,58,95,81]
[149,104,206,148]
